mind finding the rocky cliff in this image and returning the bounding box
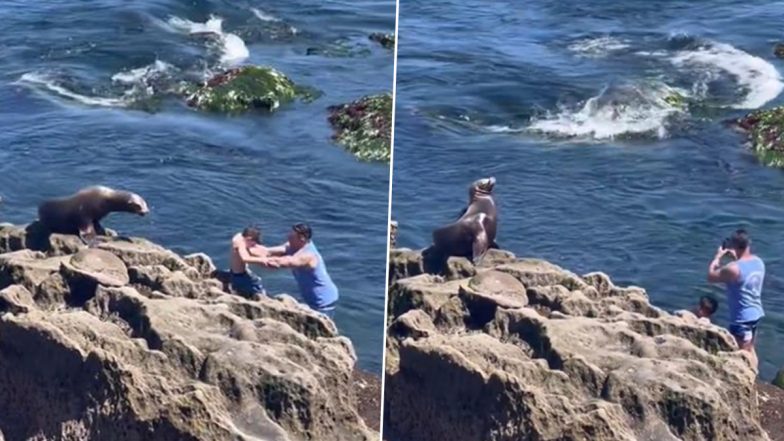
[0,222,377,441]
[384,248,769,441]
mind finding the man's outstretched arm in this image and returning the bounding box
[270,252,317,269]
[265,242,290,257]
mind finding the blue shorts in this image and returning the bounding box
[728,319,760,343]
[231,272,266,298]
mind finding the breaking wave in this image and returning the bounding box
[669,41,783,109]
[526,82,689,140]
[567,36,630,57]
[166,15,249,65]
[17,72,127,108]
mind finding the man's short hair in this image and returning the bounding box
[292,223,312,240]
[242,226,261,242]
[729,229,750,251]
[699,295,719,315]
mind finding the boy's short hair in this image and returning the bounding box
[242,226,261,242]
[699,295,719,315]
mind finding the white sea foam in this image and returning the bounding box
[568,36,630,57]
[166,15,248,65]
[527,82,688,140]
[111,60,174,84]
[670,41,783,109]
[251,8,280,22]
[17,72,127,107]
[220,33,250,63]
[167,16,223,35]
[251,7,298,35]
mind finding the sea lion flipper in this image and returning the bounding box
[78,222,97,246]
[93,220,107,236]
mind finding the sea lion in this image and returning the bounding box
[428,177,498,266]
[38,185,149,242]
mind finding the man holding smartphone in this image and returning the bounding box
[707,229,765,371]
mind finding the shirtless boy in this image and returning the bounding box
[230,226,277,298]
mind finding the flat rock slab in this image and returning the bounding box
[460,270,527,309]
[62,249,129,286]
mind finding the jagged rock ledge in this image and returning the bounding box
[384,247,770,441]
[328,93,392,162]
[0,221,378,441]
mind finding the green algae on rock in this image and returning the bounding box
[369,33,395,50]
[736,106,784,168]
[327,93,392,162]
[184,66,314,113]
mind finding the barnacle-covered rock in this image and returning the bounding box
[327,93,392,162]
[735,106,784,168]
[184,66,315,113]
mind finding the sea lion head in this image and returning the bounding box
[127,192,150,216]
[469,177,495,199]
[92,186,149,216]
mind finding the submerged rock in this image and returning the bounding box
[735,106,784,168]
[184,66,316,113]
[775,43,784,59]
[305,40,372,58]
[0,222,377,441]
[327,93,392,162]
[369,33,395,50]
[385,248,769,441]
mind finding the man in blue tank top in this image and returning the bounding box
[266,223,339,320]
[707,229,765,371]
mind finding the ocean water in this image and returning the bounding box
[392,0,784,380]
[0,0,394,373]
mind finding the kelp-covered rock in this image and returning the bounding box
[369,33,395,50]
[184,66,314,113]
[328,93,392,162]
[0,221,377,441]
[385,248,769,441]
[735,106,784,168]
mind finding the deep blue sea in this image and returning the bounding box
[392,0,784,380]
[0,0,394,373]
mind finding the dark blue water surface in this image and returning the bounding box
[0,0,394,373]
[392,0,784,380]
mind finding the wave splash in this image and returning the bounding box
[526,82,689,140]
[669,41,783,109]
[166,15,249,65]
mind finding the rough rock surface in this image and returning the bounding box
[735,107,784,168]
[0,222,376,441]
[384,248,770,441]
[369,33,395,50]
[183,66,316,113]
[327,93,392,162]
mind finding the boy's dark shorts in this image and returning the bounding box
[231,272,266,298]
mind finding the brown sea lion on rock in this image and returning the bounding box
[38,186,149,242]
[424,177,498,271]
